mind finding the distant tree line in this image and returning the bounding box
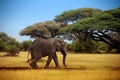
[20,7,120,53]
[0,32,31,56]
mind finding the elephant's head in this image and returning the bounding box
[53,38,67,68]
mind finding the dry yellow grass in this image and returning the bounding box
[0,70,120,80]
[0,52,120,80]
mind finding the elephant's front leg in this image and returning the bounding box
[44,52,55,69]
[53,53,60,68]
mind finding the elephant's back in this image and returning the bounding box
[31,38,54,53]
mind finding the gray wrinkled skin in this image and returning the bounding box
[28,38,67,69]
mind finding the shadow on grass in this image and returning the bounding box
[0,66,120,71]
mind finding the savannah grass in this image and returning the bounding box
[0,52,120,80]
[0,70,120,80]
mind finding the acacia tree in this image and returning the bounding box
[55,8,101,25]
[60,8,120,53]
[20,21,64,38]
[55,8,102,41]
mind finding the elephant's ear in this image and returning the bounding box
[57,39,66,51]
[60,40,66,50]
[54,41,61,51]
[52,39,61,51]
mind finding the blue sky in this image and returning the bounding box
[0,0,120,42]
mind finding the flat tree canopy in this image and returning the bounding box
[20,21,64,38]
[55,8,101,25]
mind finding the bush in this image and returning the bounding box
[20,40,32,51]
[66,39,111,53]
[0,37,20,56]
[6,45,20,56]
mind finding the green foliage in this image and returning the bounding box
[60,8,120,53]
[0,40,5,51]
[60,8,120,33]
[5,39,20,56]
[55,8,101,24]
[20,40,32,51]
[67,39,111,53]
[20,21,64,38]
[62,12,120,32]
[94,12,114,20]
[0,32,20,56]
[105,8,120,19]
[0,32,13,41]
[0,32,32,54]
[20,24,51,38]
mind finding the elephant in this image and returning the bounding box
[28,38,67,69]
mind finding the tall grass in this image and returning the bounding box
[0,70,120,80]
[0,52,120,80]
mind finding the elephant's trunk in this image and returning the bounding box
[61,50,67,68]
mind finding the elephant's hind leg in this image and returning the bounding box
[30,57,41,69]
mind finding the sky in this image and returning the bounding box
[0,0,120,42]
